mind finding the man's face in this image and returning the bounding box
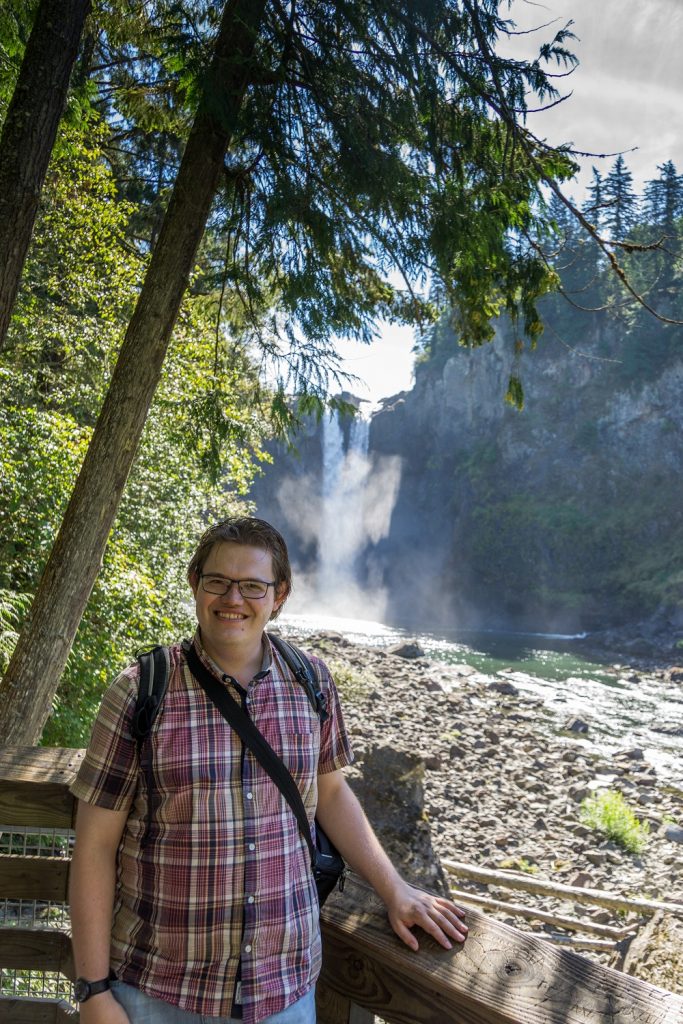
[190,541,286,664]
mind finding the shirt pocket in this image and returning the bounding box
[278,727,318,792]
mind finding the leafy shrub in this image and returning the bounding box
[580,790,650,854]
[325,657,374,704]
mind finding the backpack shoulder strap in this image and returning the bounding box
[267,633,329,723]
[131,645,171,744]
[131,645,171,848]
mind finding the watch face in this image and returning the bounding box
[74,978,90,1002]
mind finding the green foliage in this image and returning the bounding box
[504,375,524,410]
[580,790,650,854]
[0,588,30,673]
[1,115,269,745]
[498,856,538,874]
[325,656,375,705]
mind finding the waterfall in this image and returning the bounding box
[317,410,371,606]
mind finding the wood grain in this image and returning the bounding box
[0,748,82,828]
[320,875,683,1024]
[316,981,374,1024]
[0,996,76,1022]
[0,928,74,979]
[444,859,683,917]
[1,750,682,1024]
[0,857,69,902]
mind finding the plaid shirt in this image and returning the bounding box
[71,633,353,1023]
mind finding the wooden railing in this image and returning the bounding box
[1,747,682,1024]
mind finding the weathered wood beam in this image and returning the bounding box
[0,996,76,1021]
[0,748,83,829]
[0,857,69,902]
[316,982,374,1024]
[444,858,683,917]
[0,928,74,978]
[450,887,633,938]
[319,876,683,1024]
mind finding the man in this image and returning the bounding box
[70,516,467,1024]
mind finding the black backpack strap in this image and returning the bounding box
[133,645,171,846]
[185,644,317,868]
[132,645,171,742]
[267,633,329,723]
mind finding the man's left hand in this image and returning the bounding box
[384,881,468,951]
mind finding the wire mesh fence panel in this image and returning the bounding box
[0,966,73,1000]
[0,826,75,1004]
[0,827,72,857]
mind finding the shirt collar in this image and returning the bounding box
[190,629,272,684]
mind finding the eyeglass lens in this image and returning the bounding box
[201,576,270,599]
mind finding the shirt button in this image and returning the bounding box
[244,944,252,953]
[246,792,253,800]
[248,843,255,852]
[247,895,255,904]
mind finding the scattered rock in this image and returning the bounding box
[664,825,683,845]
[424,753,442,771]
[488,680,519,696]
[569,872,595,889]
[652,724,683,736]
[668,667,683,683]
[347,744,448,894]
[388,641,426,659]
[618,747,645,760]
[565,717,590,734]
[283,626,682,991]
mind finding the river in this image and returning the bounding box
[280,611,683,788]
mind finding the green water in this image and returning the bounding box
[281,613,683,786]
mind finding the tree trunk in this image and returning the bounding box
[0,0,267,744]
[0,0,91,351]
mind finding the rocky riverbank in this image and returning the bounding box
[280,627,683,995]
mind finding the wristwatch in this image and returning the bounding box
[74,976,112,1002]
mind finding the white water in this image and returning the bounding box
[280,610,683,788]
[317,411,370,597]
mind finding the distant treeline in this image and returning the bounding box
[422,155,683,386]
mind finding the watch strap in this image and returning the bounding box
[75,975,111,1002]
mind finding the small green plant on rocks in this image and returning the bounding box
[499,856,538,875]
[580,790,650,854]
[326,657,375,704]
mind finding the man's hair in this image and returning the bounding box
[187,516,292,619]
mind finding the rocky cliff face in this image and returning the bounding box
[368,320,683,636]
[250,320,683,640]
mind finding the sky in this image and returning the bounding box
[336,0,683,405]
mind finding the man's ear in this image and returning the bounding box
[273,582,289,611]
[189,571,199,597]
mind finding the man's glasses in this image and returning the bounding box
[199,574,276,600]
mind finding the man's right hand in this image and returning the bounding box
[78,991,131,1024]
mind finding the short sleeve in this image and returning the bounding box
[69,664,140,811]
[309,656,354,775]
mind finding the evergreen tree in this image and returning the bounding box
[0,0,584,742]
[601,156,639,239]
[583,167,605,232]
[643,160,683,233]
[0,0,91,349]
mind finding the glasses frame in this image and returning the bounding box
[199,574,277,600]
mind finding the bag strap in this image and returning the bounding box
[185,644,316,867]
[132,645,170,742]
[133,645,171,846]
[267,633,329,723]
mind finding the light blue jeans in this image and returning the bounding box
[110,980,316,1024]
